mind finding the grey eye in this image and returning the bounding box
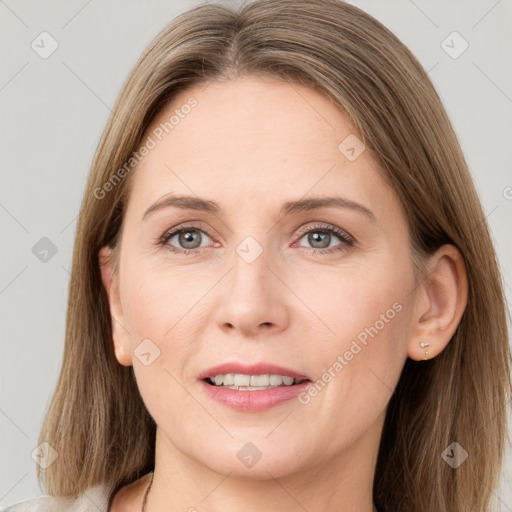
[167,229,212,250]
[304,231,331,249]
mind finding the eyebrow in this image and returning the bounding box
[142,194,376,221]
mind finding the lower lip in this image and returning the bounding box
[199,379,311,412]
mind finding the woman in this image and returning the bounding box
[6,0,510,511]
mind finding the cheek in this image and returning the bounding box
[120,258,209,341]
[124,264,207,432]
[120,258,216,405]
[118,258,211,414]
[287,252,413,354]
[289,254,414,414]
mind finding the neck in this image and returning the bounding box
[144,414,384,512]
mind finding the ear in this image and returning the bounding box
[99,246,132,367]
[407,244,468,361]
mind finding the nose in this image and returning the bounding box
[215,244,290,338]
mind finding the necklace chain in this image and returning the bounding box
[141,471,154,512]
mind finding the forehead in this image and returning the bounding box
[127,75,394,218]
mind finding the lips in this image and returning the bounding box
[198,362,310,381]
[197,362,312,412]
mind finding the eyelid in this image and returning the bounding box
[294,223,354,242]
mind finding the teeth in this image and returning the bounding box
[270,374,282,386]
[208,373,305,388]
[250,375,269,386]
[234,374,250,386]
[223,373,235,386]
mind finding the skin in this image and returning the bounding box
[100,75,468,512]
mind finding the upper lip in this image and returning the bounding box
[198,362,310,381]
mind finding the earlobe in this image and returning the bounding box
[99,246,132,367]
[408,244,468,361]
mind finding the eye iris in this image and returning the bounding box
[309,231,330,249]
[179,230,201,249]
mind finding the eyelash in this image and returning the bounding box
[158,222,354,256]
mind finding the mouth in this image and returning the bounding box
[198,362,311,390]
[198,363,312,409]
[203,373,311,391]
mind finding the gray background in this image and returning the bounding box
[1,0,511,509]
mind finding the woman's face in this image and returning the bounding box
[105,75,419,479]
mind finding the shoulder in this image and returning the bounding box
[4,483,110,512]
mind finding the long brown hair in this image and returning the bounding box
[37,1,511,510]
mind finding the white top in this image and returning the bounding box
[4,483,111,512]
